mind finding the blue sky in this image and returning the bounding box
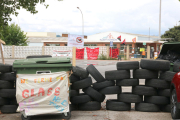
[9,0,180,36]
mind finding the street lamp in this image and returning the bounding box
[77,7,84,37]
[159,0,161,38]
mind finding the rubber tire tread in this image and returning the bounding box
[116,79,139,86]
[158,89,170,97]
[0,63,12,73]
[71,77,92,90]
[72,66,89,79]
[173,62,180,72]
[0,80,14,89]
[140,59,170,71]
[0,89,16,98]
[70,74,81,83]
[116,61,139,70]
[145,79,170,89]
[1,105,18,113]
[78,101,101,111]
[118,92,143,103]
[99,86,122,95]
[135,103,160,112]
[133,69,158,79]
[10,98,18,105]
[70,90,79,97]
[0,97,9,105]
[86,64,105,83]
[70,104,78,111]
[93,80,115,90]
[0,72,16,81]
[132,85,157,96]
[70,94,92,104]
[160,104,170,112]
[160,71,176,82]
[144,96,170,105]
[105,70,130,80]
[83,87,105,102]
[106,99,131,111]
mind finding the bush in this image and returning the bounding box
[98,54,117,60]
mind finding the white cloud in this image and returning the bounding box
[8,0,180,36]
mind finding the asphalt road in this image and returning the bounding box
[0,59,172,120]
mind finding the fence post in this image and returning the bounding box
[147,45,150,59]
[107,46,109,58]
[42,46,45,55]
[126,45,129,60]
[12,45,15,58]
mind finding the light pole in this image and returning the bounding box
[159,0,161,38]
[77,7,84,37]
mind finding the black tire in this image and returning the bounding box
[70,74,81,83]
[9,98,18,105]
[173,62,180,72]
[105,70,130,80]
[135,103,160,112]
[133,69,158,79]
[132,85,157,96]
[21,115,31,120]
[145,79,170,89]
[171,89,180,119]
[70,90,79,97]
[116,79,139,86]
[70,94,92,104]
[26,55,52,59]
[118,92,143,103]
[1,105,18,113]
[0,97,9,105]
[116,61,139,70]
[160,104,170,112]
[83,87,105,102]
[72,66,89,79]
[0,89,16,98]
[160,71,176,82]
[86,64,105,83]
[106,99,131,111]
[140,59,170,71]
[99,86,121,95]
[158,89,170,97]
[70,104,78,111]
[0,80,14,89]
[0,63,12,73]
[93,80,115,90]
[0,72,16,81]
[78,101,101,111]
[71,77,92,90]
[144,96,170,105]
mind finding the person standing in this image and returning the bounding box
[142,51,146,58]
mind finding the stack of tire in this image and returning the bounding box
[0,63,17,113]
[105,61,140,111]
[133,59,171,112]
[70,65,106,111]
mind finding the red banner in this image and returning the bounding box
[86,47,99,60]
[76,48,84,59]
[109,48,119,58]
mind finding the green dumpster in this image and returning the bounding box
[13,57,72,119]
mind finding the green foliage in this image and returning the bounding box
[98,54,117,60]
[161,25,180,42]
[2,23,28,46]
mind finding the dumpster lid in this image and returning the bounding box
[160,42,180,54]
[13,57,71,65]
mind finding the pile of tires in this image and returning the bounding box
[70,65,105,111]
[0,63,18,113]
[105,61,139,111]
[134,59,171,112]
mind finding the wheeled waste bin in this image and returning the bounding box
[13,57,72,120]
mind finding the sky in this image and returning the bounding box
[9,0,180,36]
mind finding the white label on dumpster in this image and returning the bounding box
[16,71,69,116]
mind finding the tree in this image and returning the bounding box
[0,0,62,38]
[2,23,28,46]
[161,25,180,42]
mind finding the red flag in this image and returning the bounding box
[121,39,126,45]
[117,36,121,41]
